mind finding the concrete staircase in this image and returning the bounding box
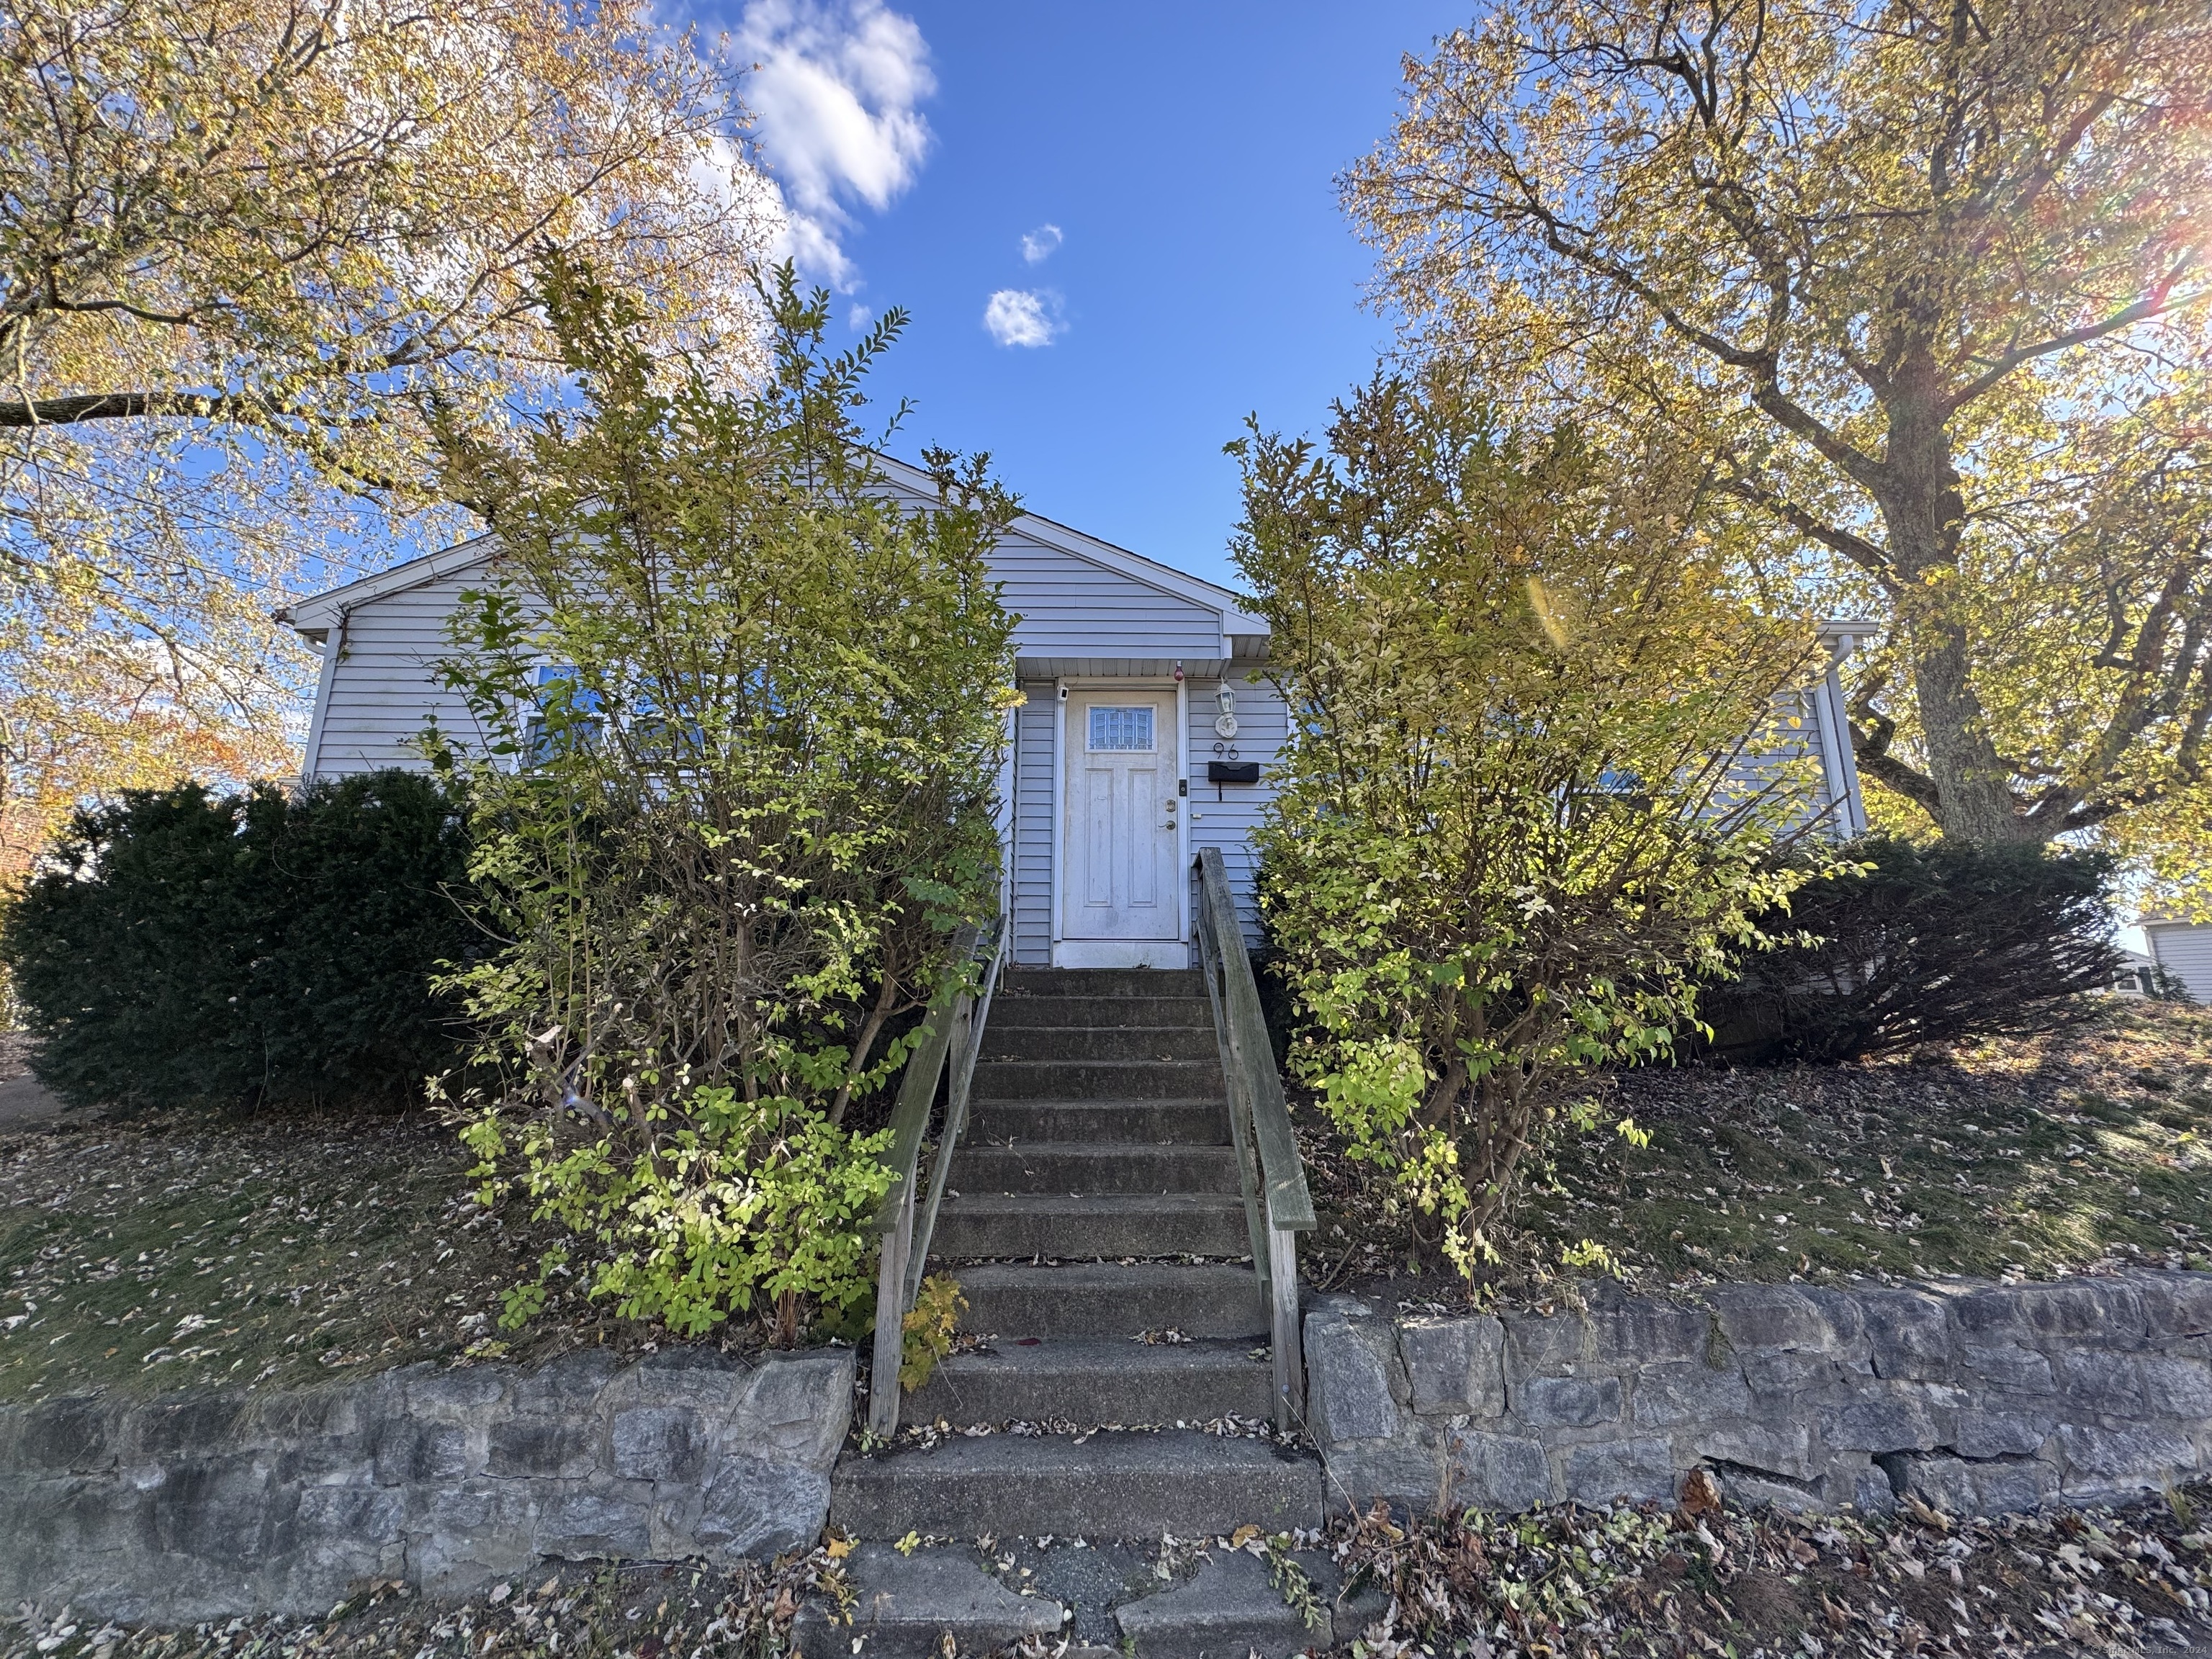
[830,967,1325,1539]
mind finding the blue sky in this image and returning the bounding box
[705,0,1471,592]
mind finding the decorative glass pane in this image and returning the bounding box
[1087,706,1155,752]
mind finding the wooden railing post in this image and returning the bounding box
[1196,905,1274,1285]
[910,921,1007,1305]
[867,1178,916,1440]
[1193,849,1314,1433]
[863,920,1004,1443]
[1267,1225,1302,1422]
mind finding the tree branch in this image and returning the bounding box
[1946,252,2208,414]
[1849,711,1944,814]
[1713,473,1896,583]
[0,389,284,428]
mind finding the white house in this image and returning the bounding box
[278,455,1870,970]
[2141,919,2212,1002]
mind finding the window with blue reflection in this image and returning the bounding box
[528,665,603,760]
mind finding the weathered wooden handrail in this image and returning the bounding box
[909,918,1009,1305]
[866,917,1004,1440]
[1194,846,1313,1430]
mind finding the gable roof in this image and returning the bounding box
[275,454,1268,647]
[275,534,497,643]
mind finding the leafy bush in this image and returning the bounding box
[431,261,1016,1344]
[1235,369,1827,1274]
[899,1274,966,1390]
[1700,835,2123,1063]
[1,770,472,1111]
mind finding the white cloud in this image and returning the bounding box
[1020,223,1064,264]
[847,302,874,331]
[732,0,934,288]
[983,289,1061,348]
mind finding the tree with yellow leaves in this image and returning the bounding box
[1,0,773,877]
[1346,0,2212,904]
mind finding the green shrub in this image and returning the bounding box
[430,261,1016,1344]
[1235,368,1824,1274]
[1,770,473,1111]
[1700,835,2122,1063]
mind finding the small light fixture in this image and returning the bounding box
[1214,683,1238,739]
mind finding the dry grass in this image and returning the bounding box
[8,998,2208,1402]
[0,1107,760,1406]
[1303,999,2212,1308]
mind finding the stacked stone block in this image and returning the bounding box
[1306,1272,2212,1519]
[0,1346,853,1621]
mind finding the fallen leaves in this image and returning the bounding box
[1335,1477,2212,1659]
[5,1545,836,1659]
[0,1107,734,1403]
[1303,999,2212,1306]
[1676,1466,1722,1519]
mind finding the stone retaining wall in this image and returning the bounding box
[1306,1272,2212,1519]
[0,1346,853,1622]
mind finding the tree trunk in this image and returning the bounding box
[1876,373,2040,842]
[1900,619,2041,842]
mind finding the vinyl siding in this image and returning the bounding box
[307,529,1226,782]
[1187,676,1287,949]
[993,529,1223,661]
[299,529,1862,959]
[306,564,493,777]
[1719,674,1866,840]
[999,678,1286,965]
[1010,685,1058,966]
[2146,924,2212,1002]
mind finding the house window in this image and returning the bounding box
[1087,706,1155,752]
[528,665,603,760]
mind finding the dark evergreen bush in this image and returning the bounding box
[1,770,475,1111]
[1701,835,2121,1064]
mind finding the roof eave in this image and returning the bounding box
[278,534,498,635]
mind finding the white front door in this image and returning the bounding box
[1061,690,1181,962]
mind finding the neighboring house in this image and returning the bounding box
[2107,947,2162,997]
[2141,920,2212,1002]
[278,455,1871,970]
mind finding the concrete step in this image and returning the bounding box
[957,1142,1243,1195]
[904,1337,1276,1426]
[791,1544,1064,1659]
[1003,968,1205,999]
[968,1097,1231,1146]
[984,1022,1220,1063]
[1118,1547,1384,1659]
[953,1262,1267,1339]
[793,1541,1381,1659]
[830,1430,1326,1538]
[974,1058,1226,1102]
[929,1192,1251,1260]
[990,994,1214,1032]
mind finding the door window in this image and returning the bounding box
[1087,706,1155,752]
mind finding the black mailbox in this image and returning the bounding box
[1208,761,1260,784]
